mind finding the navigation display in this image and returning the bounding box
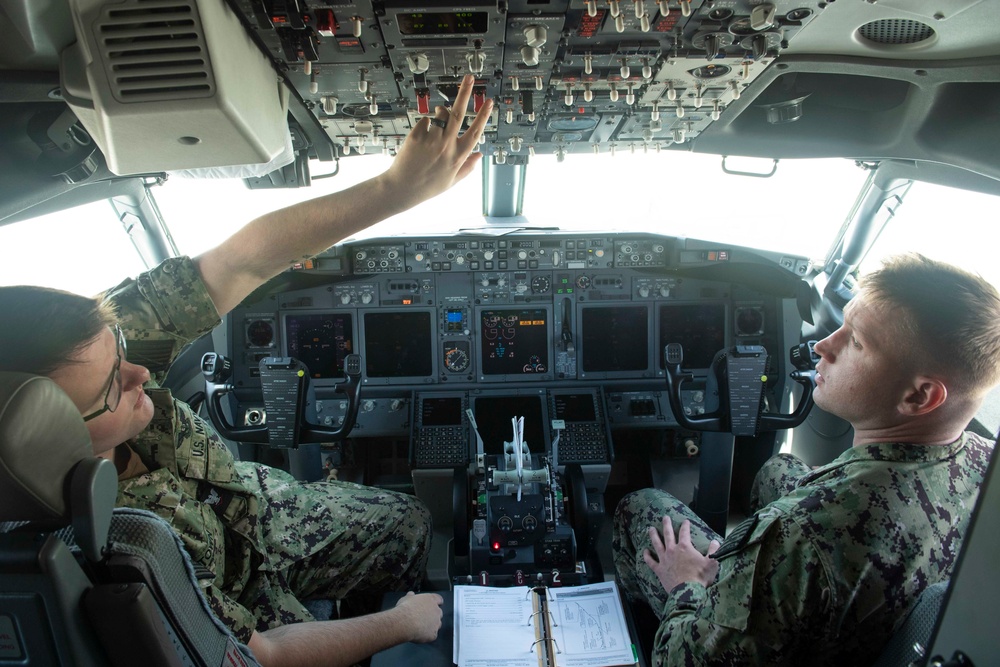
[472,395,547,455]
[285,313,354,379]
[580,305,649,373]
[658,304,726,370]
[363,311,434,378]
[479,308,550,376]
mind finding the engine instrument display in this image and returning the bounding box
[285,313,354,379]
[479,308,549,376]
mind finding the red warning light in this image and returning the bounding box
[492,541,501,551]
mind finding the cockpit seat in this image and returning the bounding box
[0,371,261,667]
[871,579,949,667]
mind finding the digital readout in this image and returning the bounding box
[397,11,488,35]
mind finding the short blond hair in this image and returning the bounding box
[861,254,1000,395]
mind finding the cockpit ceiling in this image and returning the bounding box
[0,0,999,183]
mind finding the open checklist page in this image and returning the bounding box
[547,582,636,667]
[454,586,539,667]
[454,582,636,667]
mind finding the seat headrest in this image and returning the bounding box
[0,372,94,522]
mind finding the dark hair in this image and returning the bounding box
[862,253,1000,394]
[0,285,117,376]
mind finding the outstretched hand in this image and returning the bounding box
[394,591,444,644]
[643,516,721,594]
[381,74,493,210]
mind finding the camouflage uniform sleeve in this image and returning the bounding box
[100,256,221,377]
[651,511,833,666]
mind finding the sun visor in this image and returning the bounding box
[59,0,289,176]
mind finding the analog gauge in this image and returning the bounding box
[444,343,471,372]
[531,275,551,293]
[736,307,765,336]
[576,275,592,289]
[246,319,274,347]
[727,18,756,37]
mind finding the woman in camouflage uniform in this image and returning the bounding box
[0,75,492,667]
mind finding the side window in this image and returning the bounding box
[0,200,146,295]
[859,182,1000,289]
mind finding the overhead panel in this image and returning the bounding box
[219,0,825,161]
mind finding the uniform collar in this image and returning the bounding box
[798,433,967,486]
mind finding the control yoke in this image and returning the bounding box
[664,343,816,436]
[201,353,363,447]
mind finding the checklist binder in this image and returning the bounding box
[453,580,637,667]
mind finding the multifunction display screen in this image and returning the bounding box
[364,311,434,378]
[581,305,649,372]
[659,304,726,370]
[553,393,597,422]
[480,308,549,376]
[285,313,354,379]
[421,396,464,426]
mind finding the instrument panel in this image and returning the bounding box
[227,231,805,465]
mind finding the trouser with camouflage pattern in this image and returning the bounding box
[612,453,810,617]
[250,479,432,627]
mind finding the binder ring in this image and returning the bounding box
[526,609,558,627]
[529,638,562,654]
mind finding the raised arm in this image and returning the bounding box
[246,592,443,667]
[194,74,492,316]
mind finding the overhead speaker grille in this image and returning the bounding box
[96,0,215,103]
[857,18,935,46]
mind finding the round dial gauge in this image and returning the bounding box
[531,275,551,293]
[246,320,274,347]
[444,344,470,372]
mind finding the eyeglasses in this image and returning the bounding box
[82,324,127,423]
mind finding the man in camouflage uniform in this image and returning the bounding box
[0,76,492,667]
[613,254,1000,666]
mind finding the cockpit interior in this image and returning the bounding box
[2,0,999,664]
